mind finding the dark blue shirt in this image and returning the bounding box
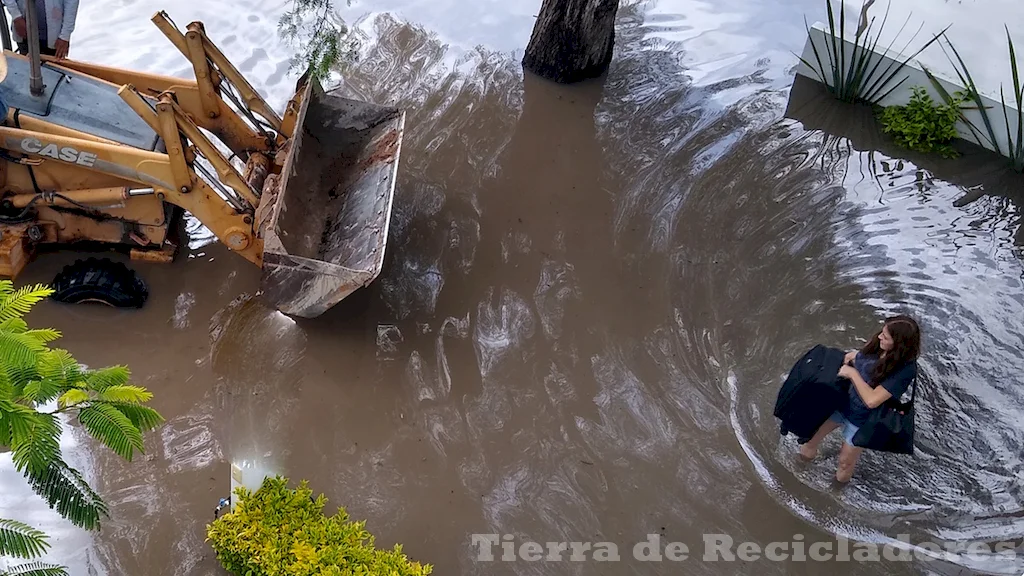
[843,353,917,426]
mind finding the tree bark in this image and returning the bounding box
[522,0,619,83]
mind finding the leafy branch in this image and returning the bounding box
[278,0,360,82]
[0,520,49,560]
[0,281,164,575]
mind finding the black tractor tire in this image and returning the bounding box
[51,258,148,308]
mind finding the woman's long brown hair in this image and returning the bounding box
[860,315,921,383]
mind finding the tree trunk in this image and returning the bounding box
[522,0,619,83]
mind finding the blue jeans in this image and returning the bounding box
[829,411,860,445]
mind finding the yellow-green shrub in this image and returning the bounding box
[205,476,432,576]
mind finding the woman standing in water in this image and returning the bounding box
[798,315,921,482]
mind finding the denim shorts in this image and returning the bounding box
[829,411,860,445]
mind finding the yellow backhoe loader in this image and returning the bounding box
[0,7,404,318]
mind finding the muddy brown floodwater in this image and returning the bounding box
[2,0,1024,575]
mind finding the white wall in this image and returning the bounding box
[794,21,1022,160]
[834,0,1024,102]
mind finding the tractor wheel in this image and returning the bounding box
[51,258,148,308]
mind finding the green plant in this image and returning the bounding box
[877,85,966,158]
[924,27,1024,172]
[0,281,164,576]
[278,0,360,82]
[798,0,948,104]
[206,476,432,576]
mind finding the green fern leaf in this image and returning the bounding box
[96,385,152,404]
[0,279,15,299]
[0,370,13,402]
[0,405,12,447]
[36,350,82,387]
[84,366,130,392]
[20,378,64,404]
[1,561,69,576]
[0,332,45,384]
[0,330,46,354]
[0,284,54,324]
[21,329,62,344]
[0,331,45,394]
[77,404,144,461]
[0,317,29,332]
[22,459,108,530]
[99,402,165,432]
[57,389,90,408]
[10,411,61,477]
[0,400,39,449]
[1,367,38,400]
[0,518,50,559]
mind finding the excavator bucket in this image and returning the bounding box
[258,78,405,318]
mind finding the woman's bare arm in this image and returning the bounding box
[839,364,891,408]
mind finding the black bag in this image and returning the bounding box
[774,344,848,442]
[850,375,917,454]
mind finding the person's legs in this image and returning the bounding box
[798,412,842,460]
[836,442,864,482]
[835,420,863,482]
